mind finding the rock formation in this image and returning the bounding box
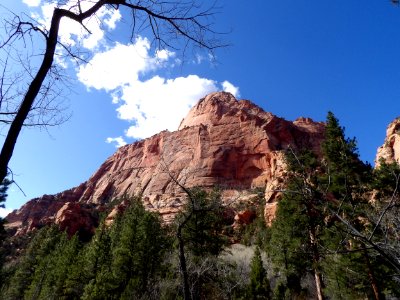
[375,117,400,166]
[6,92,325,236]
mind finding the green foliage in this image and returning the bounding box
[248,247,271,299]
[112,198,169,297]
[3,111,400,299]
[82,197,170,299]
[320,113,400,298]
[267,112,400,299]
[268,112,378,299]
[365,160,400,297]
[25,233,82,299]
[80,222,114,299]
[1,226,63,299]
[0,178,11,206]
[268,151,319,296]
[1,196,171,300]
[372,159,400,197]
[0,228,84,300]
[178,187,227,258]
[321,111,371,203]
[173,187,228,299]
[236,194,270,248]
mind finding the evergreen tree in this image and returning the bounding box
[268,149,325,300]
[179,187,227,258]
[82,197,169,299]
[175,187,227,300]
[321,111,371,211]
[249,247,270,299]
[2,226,62,299]
[269,113,378,299]
[320,112,388,299]
[24,232,82,299]
[365,160,400,297]
[81,222,114,300]
[63,245,88,299]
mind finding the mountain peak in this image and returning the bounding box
[178,92,272,130]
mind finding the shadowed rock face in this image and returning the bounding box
[376,117,400,167]
[6,92,326,236]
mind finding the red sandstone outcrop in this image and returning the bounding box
[6,92,325,235]
[375,117,400,166]
[55,202,97,238]
[234,210,257,226]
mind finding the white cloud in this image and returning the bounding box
[77,38,239,141]
[103,8,121,30]
[120,75,218,139]
[156,49,174,61]
[23,0,41,7]
[0,207,12,218]
[106,137,127,148]
[20,0,241,146]
[194,54,204,64]
[78,39,153,90]
[222,80,240,97]
[22,0,41,7]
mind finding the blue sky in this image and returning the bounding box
[1,0,400,214]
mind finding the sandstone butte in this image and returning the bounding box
[5,92,331,237]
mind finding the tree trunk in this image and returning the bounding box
[0,1,108,184]
[309,227,324,300]
[362,245,381,300]
[0,10,63,184]
[314,270,324,300]
[177,224,191,300]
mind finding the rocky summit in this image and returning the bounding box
[6,92,326,236]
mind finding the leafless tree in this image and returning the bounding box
[0,0,225,184]
[0,50,70,131]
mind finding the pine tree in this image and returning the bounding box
[321,112,373,238]
[63,245,87,299]
[249,247,271,299]
[82,197,169,299]
[319,112,388,299]
[25,232,82,299]
[179,187,227,258]
[365,161,400,297]
[112,198,168,298]
[269,113,378,299]
[269,149,325,300]
[174,187,227,300]
[81,222,114,300]
[2,226,62,299]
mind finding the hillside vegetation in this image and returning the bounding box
[0,112,399,299]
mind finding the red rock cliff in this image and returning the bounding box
[6,92,325,235]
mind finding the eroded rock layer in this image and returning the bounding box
[6,92,325,235]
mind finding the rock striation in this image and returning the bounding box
[6,92,325,236]
[375,117,400,167]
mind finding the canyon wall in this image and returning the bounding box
[6,92,326,235]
